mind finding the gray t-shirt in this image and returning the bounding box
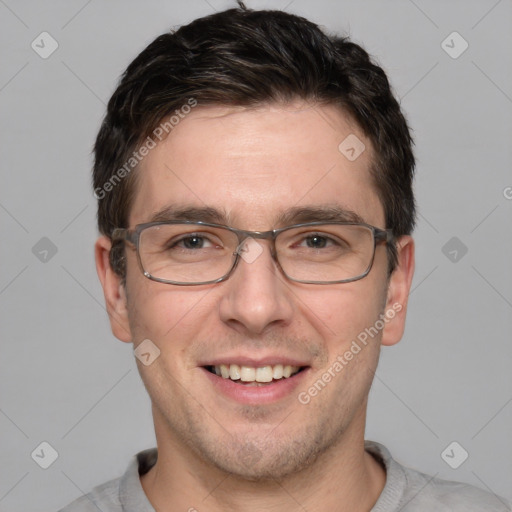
[59,441,511,511]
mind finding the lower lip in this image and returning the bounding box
[201,367,310,405]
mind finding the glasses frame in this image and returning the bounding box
[112,220,395,286]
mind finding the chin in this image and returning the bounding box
[196,435,329,482]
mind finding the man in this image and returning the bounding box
[61,3,511,511]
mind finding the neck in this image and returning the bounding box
[141,408,386,512]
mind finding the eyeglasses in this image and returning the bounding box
[112,221,394,286]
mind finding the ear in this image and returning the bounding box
[95,236,132,343]
[381,235,415,347]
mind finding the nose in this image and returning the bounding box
[218,238,294,335]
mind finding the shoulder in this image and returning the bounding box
[58,448,157,512]
[402,470,512,511]
[366,441,512,512]
[58,477,122,512]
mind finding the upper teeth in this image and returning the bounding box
[213,364,300,382]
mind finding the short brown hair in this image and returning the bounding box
[93,3,415,276]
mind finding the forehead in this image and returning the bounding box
[129,103,384,229]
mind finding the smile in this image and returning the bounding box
[206,364,303,385]
[201,357,310,404]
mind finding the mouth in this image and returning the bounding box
[200,357,311,404]
[204,363,306,386]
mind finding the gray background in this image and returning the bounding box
[1,0,511,510]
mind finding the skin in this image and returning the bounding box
[96,102,415,512]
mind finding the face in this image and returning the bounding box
[97,102,414,480]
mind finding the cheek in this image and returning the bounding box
[125,267,210,349]
[293,279,387,347]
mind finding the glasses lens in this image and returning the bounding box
[276,224,375,283]
[139,224,238,284]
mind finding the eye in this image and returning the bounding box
[303,234,331,249]
[284,229,353,255]
[165,232,220,251]
[178,235,212,249]
[294,233,342,250]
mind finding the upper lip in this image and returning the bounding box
[199,355,310,367]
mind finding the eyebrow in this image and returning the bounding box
[275,206,365,226]
[147,204,365,226]
[149,206,229,224]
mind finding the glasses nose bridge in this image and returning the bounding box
[233,228,279,258]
